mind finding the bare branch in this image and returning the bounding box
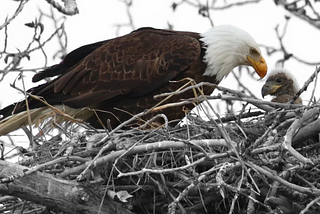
[44,0,79,16]
[275,0,320,30]
[114,0,135,36]
[0,0,29,31]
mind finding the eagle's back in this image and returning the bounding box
[0,27,216,130]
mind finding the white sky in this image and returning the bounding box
[0,0,320,150]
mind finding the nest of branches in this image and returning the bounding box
[1,99,320,214]
[1,68,320,214]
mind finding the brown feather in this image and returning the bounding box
[1,28,215,130]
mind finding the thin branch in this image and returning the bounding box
[0,0,29,31]
[44,0,79,15]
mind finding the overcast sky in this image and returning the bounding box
[1,0,320,149]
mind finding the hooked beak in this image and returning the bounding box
[247,56,267,79]
[261,82,282,98]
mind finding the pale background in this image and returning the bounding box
[0,0,319,155]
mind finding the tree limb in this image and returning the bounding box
[0,160,131,214]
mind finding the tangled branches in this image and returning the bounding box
[1,68,320,213]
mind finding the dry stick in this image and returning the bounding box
[176,0,262,11]
[209,94,297,111]
[171,138,211,158]
[250,162,320,196]
[232,69,258,99]
[154,82,306,111]
[0,0,29,31]
[154,82,241,99]
[28,22,66,54]
[293,118,320,143]
[76,111,146,181]
[217,111,264,123]
[300,195,320,214]
[0,196,17,203]
[111,133,155,181]
[189,84,261,194]
[266,168,290,202]
[46,7,68,60]
[118,154,206,178]
[277,0,320,30]
[307,67,319,106]
[290,66,320,105]
[0,156,89,184]
[147,78,196,114]
[105,140,231,178]
[76,111,169,181]
[20,73,34,149]
[229,168,244,214]
[45,0,79,15]
[1,21,66,81]
[247,182,259,214]
[168,162,222,214]
[283,108,319,164]
[138,113,168,129]
[252,112,283,149]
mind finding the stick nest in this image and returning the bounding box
[8,104,320,214]
[3,68,320,214]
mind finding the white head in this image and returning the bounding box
[200,25,267,82]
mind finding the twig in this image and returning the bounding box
[300,195,320,214]
[307,66,320,106]
[283,108,319,164]
[114,0,135,36]
[249,162,320,196]
[0,0,29,31]
[44,0,79,15]
[0,156,89,184]
[168,163,222,214]
[275,0,320,30]
[291,66,320,105]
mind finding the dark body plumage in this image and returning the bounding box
[0,25,268,134]
[0,28,218,128]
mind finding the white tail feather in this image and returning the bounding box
[0,105,93,136]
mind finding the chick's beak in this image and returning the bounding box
[247,56,267,79]
[261,82,281,98]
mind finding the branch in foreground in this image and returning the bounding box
[0,161,131,214]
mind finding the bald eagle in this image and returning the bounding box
[261,68,302,104]
[0,25,267,135]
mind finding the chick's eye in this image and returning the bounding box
[276,78,282,83]
[250,48,258,55]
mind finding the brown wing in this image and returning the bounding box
[49,28,202,107]
[0,28,202,119]
[32,40,107,82]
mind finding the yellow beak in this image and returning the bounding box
[261,82,282,98]
[247,56,267,78]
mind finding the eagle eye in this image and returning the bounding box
[250,48,258,55]
[276,78,282,83]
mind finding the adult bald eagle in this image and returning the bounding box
[261,68,302,104]
[0,25,267,135]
